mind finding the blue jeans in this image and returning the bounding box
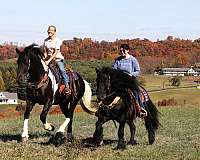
[56,60,69,86]
[133,90,144,109]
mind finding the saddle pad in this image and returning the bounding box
[48,69,58,103]
[139,86,149,102]
[67,72,79,81]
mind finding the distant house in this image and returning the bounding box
[155,66,200,76]
[0,92,18,105]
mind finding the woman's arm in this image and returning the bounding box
[45,49,58,65]
[131,57,140,77]
[112,59,119,69]
[43,46,48,59]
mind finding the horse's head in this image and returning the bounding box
[16,44,44,84]
[16,47,30,84]
[96,67,140,101]
[95,67,112,101]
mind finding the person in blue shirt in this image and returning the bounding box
[112,44,147,118]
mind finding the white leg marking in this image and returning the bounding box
[57,118,70,133]
[21,119,29,138]
[44,123,53,131]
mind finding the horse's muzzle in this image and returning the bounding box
[16,75,25,84]
[96,94,107,101]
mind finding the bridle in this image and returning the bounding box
[98,73,116,102]
[19,49,47,89]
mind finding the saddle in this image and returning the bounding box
[48,63,79,95]
[100,87,149,118]
[139,86,149,104]
[49,63,79,84]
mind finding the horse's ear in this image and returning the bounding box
[16,48,20,54]
[95,68,100,74]
[16,48,23,54]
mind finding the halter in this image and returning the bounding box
[104,73,116,98]
[98,74,116,105]
[24,47,48,89]
[106,74,111,95]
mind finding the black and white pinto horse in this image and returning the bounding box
[93,67,160,149]
[16,44,92,144]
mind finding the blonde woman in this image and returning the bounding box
[43,25,71,95]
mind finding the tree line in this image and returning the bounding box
[0,63,17,91]
[0,36,200,75]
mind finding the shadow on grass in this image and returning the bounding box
[81,137,117,148]
[0,133,117,151]
[0,132,52,143]
[39,136,117,151]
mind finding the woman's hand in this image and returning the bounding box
[45,60,50,66]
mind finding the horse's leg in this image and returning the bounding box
[40,99,54,131]
[21,101,34,142]
[127,120,137,145]
[52,101,70,146]
[116,121,126,150]
[93,117,106,146]
[66,101,78,142]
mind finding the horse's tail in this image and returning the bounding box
[80,80,98,114]
[144,98,160,144]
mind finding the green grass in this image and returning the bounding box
[149,88,200,106]
[142,75,198,91]
[0,105,200,160]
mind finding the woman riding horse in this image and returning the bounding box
[16,44,92,145]
[93,67,160,149]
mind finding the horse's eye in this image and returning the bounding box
[24,59,29,65]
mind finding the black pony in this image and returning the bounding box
[16,44,92,144]
[93,67,160,149]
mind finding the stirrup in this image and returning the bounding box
[139,108,147,118]
[59,85,65,93]
[64,86,71,95]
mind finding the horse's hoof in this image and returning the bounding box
[21,137,28,142]
[50,125,55,131]
[115,142,126,150]
[52,132,67,147]
[97,140,103,146]
[67,133,73,143]
[149,138,155,145]
[44,123,55,131]
[127,140,138,145]
[149,134,155,145]
[93,138,103,147]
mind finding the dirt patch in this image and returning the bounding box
[49,105,83,115]
[0,107,21,119]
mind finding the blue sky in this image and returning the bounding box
[1,0,200,45]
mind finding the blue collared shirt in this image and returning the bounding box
[112,55,140,77]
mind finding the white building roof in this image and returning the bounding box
[0,92,17,100]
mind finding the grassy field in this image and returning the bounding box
[149,88,200,106]
[0,72,199,159]
[0,104,199,160]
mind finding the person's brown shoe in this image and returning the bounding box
[139,108,147,118]
[65,85,71,95]
[59,84,65,93]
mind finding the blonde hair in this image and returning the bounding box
[48,25,56,32]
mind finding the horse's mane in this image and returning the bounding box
[24,44,45,79]
[100,67,140,92]
[24,44,44,59]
